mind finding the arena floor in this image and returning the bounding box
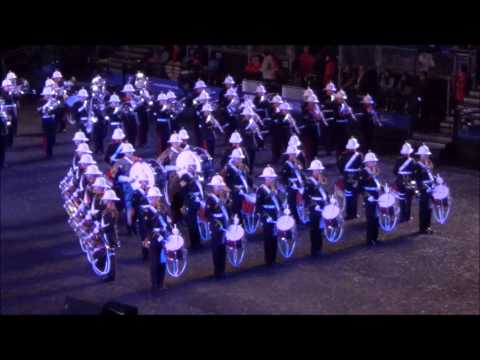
[1,101,479,315]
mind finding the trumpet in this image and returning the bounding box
[284,113,300,135]
[245,117,264,142]
[205,114,225,134]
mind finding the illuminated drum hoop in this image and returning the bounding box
[276,211,297,259]
[322,202,344,244]
[432,184,451,225]
[225,216,247,267]
[164,227,188,278]
[377,191,400,232]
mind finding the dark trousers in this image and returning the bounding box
[365,202,379,244]
[309,211,323,255]
[419,191,432,231]
[333,124,350,156]
[271,137,283,164]
[124,121,138,146]
[323,123,334,154]
[246,147,256,172]
[398,188,413,223]
[138,112,149,147]
[6,113,18,147]
[262,222,277,265]
[149,245,166,288]
[202,138,215,157]
[187,210,202,249]
[362,125,375,152]
[42,119,57,157]
[344,182,359,219]
[156,125,170,155]
[93,122,106,154]
[56,109,66,132]
[211,230,226,278]
[0,135,6,168]
[287,189,301,224]
[302,133,319,165]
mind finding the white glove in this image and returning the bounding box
[368,196,375,202]
[314,205,322,212]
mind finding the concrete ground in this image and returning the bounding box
[1,100,479,315]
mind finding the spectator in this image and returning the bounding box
[244,55,262,81]
[417,51,435,74]
[323,54,336,87]
[453,65,469,106]
[261,51,278,86]
[354,64,368,95]
[379,69,396,111]
[207,52,224,85]
[340,64,356,94]
[298,46,316,84]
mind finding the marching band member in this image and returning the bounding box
[134,73,152,148]
[322,82,337,155]
[140,186,171,292]
[120,84,139,146]
[109,143,141,236]
[268,95,284,164]
[414,144,435,234]
[237,107,261,171]
[90,176,110,222]
[179,154,205,250]
[198,102,219,157]
[222,87,240,139]
[152,92,175,154]
[74,154,97,192]
[105,93,122,131]
[132,173,153,260]
[393,142,417,223]
[73,142,92,174]
[219,75,236,108]
[72,130,89,147]
[256,165,282,266]
[104,128,127,166]
[224,148,252,218]
[338,137,363,220]
[178,127,192,150]
[279,101,299,149]
[301,94,328,164]
[191,79,208,106]
[206,174,231,279]
[99,189,121,282]
[286,135,307,168]
[157,132,183,166]
[1,79,20,147]
[0,101,8,169]
[221,130,246,169]
[332,90,357,157]
[37,86,59,158]
[359,94,382,152]
[305,159,328,256]
[91,86,108,155]
[360,151,382,246]
[280,145,305,224]
[72,88,90,135]
[253,84,270,120]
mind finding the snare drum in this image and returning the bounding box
[432,184,449,202]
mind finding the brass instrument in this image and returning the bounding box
[205,114,225,134]
[245,117,264,142]
[312,104,328,126]
[284,113,300,135]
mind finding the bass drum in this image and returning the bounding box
[377,191,400,232]
[241,192,260,234]
[164,227,188,278]
[225,217,247,267]
[322,201,344,244]
[431,183,452,225]
[276,211,297,259]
